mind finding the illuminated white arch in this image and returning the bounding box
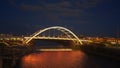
[24,26,83,45]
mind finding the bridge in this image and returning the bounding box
[24,37,91,42]
[0,26,92,46]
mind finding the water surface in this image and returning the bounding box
[21,50,95,68]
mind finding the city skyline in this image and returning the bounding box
[0,0,120,37]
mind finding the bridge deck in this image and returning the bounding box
[36,48,72,51]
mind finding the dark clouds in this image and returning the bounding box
[8,0,107,24]
[9,0,105,10]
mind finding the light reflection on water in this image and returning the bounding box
[21,50,94,68]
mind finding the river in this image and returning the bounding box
[20,50,120,68]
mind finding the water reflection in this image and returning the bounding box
[21,50,95,68]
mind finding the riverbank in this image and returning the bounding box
[80,44,120,61]
[0,56,2,68]
[0,44,34,68]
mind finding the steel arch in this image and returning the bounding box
[24,26,83,45]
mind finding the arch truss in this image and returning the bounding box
[24,26,83,45]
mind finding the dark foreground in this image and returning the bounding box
[0,44,120,68]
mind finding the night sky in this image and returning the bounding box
[0,0,120,37]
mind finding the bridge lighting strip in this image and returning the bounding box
[36,49,72,51]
